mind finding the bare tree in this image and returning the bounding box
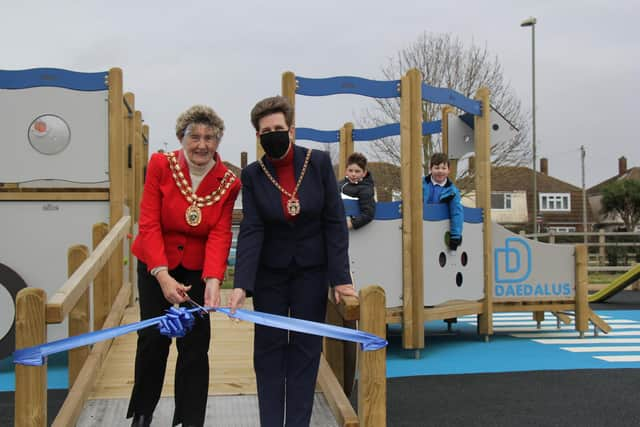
[360,32,531,176]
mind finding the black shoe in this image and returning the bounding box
[131,414,152,427]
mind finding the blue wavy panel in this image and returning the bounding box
[423,203,483,223]
[344,199,482,222]
[353,123,400,141]
[343,199,402,220]
[297,76,400,98]
[296,127,339,143]
[422,120,442,135]
[0,68,108,91]
[421,83,481,116]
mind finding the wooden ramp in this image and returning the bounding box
[81,290,340,426]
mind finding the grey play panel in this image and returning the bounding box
[77,393,339,426]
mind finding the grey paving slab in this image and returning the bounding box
[77,393,340,426]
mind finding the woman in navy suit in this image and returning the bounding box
[230,96,357,427]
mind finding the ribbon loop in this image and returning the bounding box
[158,306,196,338]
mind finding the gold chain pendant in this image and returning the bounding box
[287,198,301,216]
[258,148,312,218]
[185,204,202,227]
[164,152,236,227]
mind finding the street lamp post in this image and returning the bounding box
[521,16,537,239]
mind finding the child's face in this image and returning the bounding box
[430,162,450,184]
[346,163,366,184]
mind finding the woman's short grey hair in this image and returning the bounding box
[175,105,224,140]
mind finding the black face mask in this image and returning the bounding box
[260,130,290,159]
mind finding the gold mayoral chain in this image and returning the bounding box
[258,148,312,217]
[165,152,237,227]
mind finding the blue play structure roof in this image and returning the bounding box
[0,68,108,91]
[343,199,483,223]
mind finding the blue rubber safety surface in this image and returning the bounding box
[0,353,68,392]
[387,310,640,377]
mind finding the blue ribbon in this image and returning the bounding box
[216,308,387,351]
[13,306,386,366]
[12,307,200,366]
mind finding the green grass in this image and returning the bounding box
[588,272,622,284]
[222,267,234,289]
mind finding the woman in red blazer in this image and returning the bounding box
[127,105,240,427]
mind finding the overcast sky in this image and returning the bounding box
[3,0,638,187]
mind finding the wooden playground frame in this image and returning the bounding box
[11,67,150,427]
[11,68,387,427]
[281,68,610,361]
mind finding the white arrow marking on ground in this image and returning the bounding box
[493,324,640,332]
[511,331,640,338]
[561,346,640,352]
[593,355,640,362]
[533,338,640,344]
[460,319,635,326]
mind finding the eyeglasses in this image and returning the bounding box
[186,133,218,144]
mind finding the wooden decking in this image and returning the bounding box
[88,290,256,399]
[83,291,343,426]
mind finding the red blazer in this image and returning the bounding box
[132,150,241,280]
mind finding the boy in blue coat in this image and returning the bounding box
[422,152,463,250]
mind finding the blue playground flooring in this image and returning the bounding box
[3,309,640,392]
[387,309,640,377]
[0,353,67,392]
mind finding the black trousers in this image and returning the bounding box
[252,264,329,427]
[127,262,211,426]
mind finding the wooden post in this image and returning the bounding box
[400,71,414,349]
[124,93,135,211]
[142,124,150,173]
[15,288,47,427]
[93,222,111,330]
[549,230,556,244]
[133,112,144,223]
[339,122,354,178]
[324,299,345,389]
[400,69,424,350]
[358,286,386,427]
[266,70,297,160]
[533,311,545,326]
[474,87,494,338]
[123,94,135,298]
[441,105,458,180]
[127,109,141,290]
[52,283,133,427]
[108,68,125,303]
[282,71,297,108]
[68,245,90,387]
[575,244,589,335]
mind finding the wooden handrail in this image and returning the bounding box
[52,282,132,427]
[46,216,130,323]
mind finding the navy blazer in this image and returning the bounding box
[234,145,351,295]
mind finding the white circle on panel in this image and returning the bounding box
[28,114,71,155]
[0,284,15,342]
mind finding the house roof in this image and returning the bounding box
[457,166,581,193]
[587,166,640,195]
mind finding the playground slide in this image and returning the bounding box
[588,264,640,303]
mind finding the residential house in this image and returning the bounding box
[587,156,640,231]
[457,157,595,233]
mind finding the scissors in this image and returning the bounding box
[184,292,209,316]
